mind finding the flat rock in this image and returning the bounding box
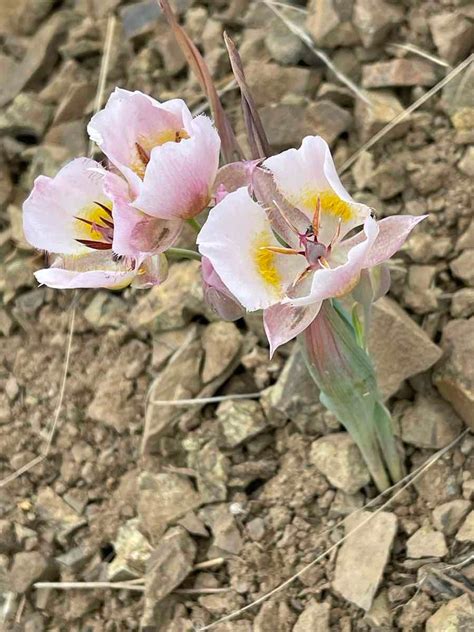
[217,399,268,448]
[434,317,474,430]
[369,298,442,399]
[333,510,398,611]
[138,472,201,544]
[353,0,403,48]
[400,393,463,449]
[310,433,370,494]
[293,599,330,631]
[254,600,296,632]
[201,321,242,384]
[432,500,472,536]
[429,12,474,65]
[8,551,51,593]
[456,510,474,542]
[142,326,203,454]
[406,526,448,558]
[306,0,359,49]
[120,0,163,40]
[355,90,409,142]
[145,526,196,604]
[362,59,437,88]
[426,594,474,631]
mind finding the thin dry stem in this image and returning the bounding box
[151,392,262,407]
[388,43,451,68]
[261,0,370,105]
[341,54,474,173]
[197,429,468,630]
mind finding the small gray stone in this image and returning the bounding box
[434,317,474,430]
[9,552,51,593]
[432,500,471,536]
[426,594,473,631]
[429,13,474,66]
[400,394,463,449]
[36,487,83,538]
[190,440,229,504]
[217,399,267,448]
[262,347,323,432]
[245,61,318,107]
[450,249,474,286]
[0,520,16,553]
[333,511,398,611]
[265,11,307,65]
[293,599,330,631]
[458,146,474,177]
[201,321,242,384]
[306,0,359,48]
[353,0,403,47]
[200,504,243,555]
[120,0,162,40]
[0,92,52,140]
[138,472,201,544]
[455,510,474,542]
[145,526,196,604]
[305,100,352,146]
[406,526,448,558]
[362,59,437,88]
[310,433,370,494]
[355,90,409,142]
[108,518,153,581]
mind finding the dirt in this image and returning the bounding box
[0,1,473,630]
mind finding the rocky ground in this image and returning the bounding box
[0,0,473,630]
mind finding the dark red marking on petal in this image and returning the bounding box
[76,239,112,250]
[135,142,150,166]
[94,201,113,217]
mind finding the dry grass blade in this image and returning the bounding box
[196,429,468,630]
[388,43,451,69]
[341,54,474,173]
[158,0,241,163]
[151,391,262,406]
[0,13,117,489]
[224,31,270,159]
[260,0,370,105]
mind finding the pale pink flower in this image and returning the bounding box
[23,158,169,289]
[198,136,425,355]
[87,88,220,221]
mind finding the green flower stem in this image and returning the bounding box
[186,217,202,233]
[301,299,404,492]
[167,247,201,261]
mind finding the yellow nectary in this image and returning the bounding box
[300,190,354,223]
[252,231,282,292]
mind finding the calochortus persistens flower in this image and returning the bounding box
[198,135,425,356]
[23,158,167,289]
[23,89,221,289]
